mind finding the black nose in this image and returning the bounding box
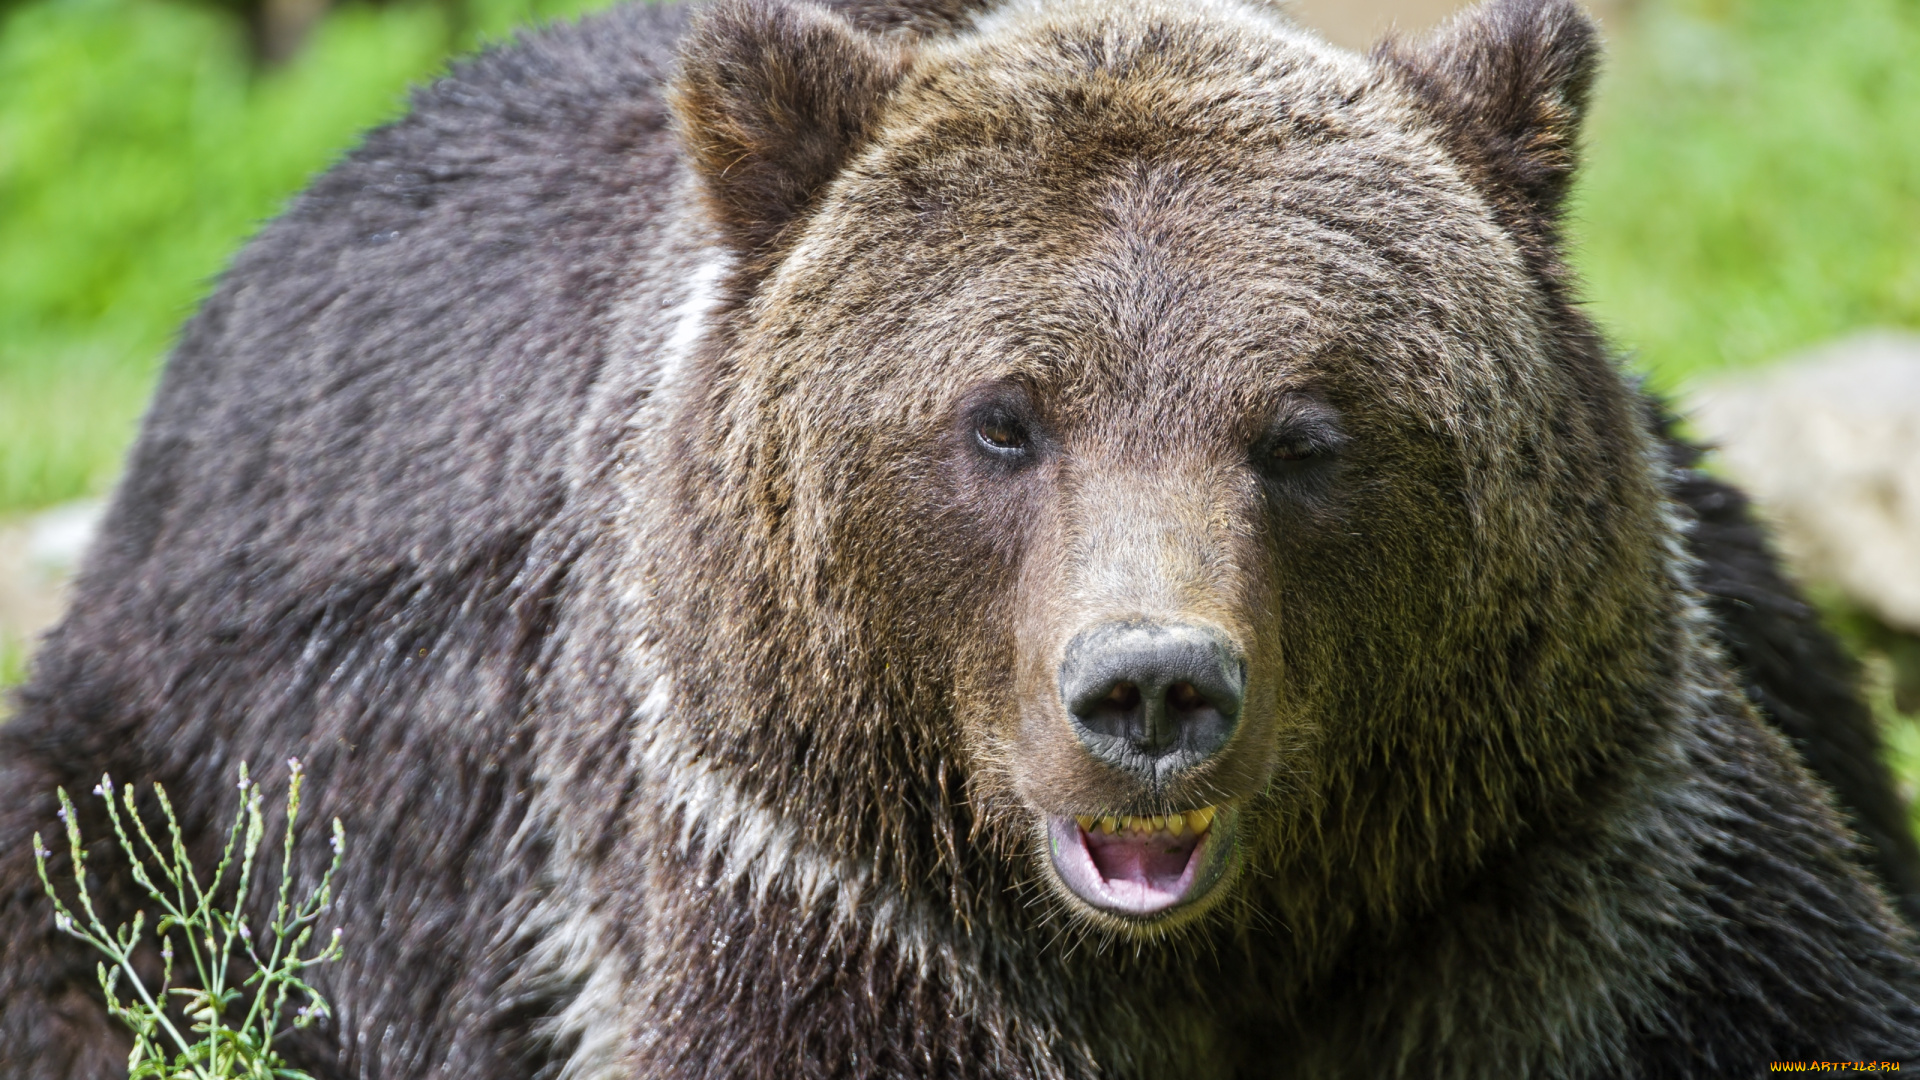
[1058,622,1244,783]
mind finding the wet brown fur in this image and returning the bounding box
[3,0,1918,1076]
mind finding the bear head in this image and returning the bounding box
[647,0,1682,941]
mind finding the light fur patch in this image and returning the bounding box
[656,254,731,386]
[521,884,631,1080]
[627,672,943,967]
[566,232,731,498]
[528,664,965,1080]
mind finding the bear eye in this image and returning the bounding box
[1253,398,1346,485]
[1255,432,1330,474]
[958,382,1044,470]
[975,413,1029,456]
[1265,438,1318,464]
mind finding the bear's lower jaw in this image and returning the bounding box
[1044,808,1235,920]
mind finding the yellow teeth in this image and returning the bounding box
[1072,808,1220,837]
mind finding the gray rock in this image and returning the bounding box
[0,500,102,686]
[1688,331,1920,633]
[25,500,103,577]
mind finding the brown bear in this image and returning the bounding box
[3,0,1918,1075]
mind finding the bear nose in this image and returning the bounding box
[1058,622,1244,783]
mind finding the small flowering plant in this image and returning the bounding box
[33,760,346,1080]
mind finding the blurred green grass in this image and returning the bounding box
[1571,0,1920,390]
[0,0,607,514]
[0,629,24,691]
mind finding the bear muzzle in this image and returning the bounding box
[1058,621,1245,785]
[1035,621,1249,920]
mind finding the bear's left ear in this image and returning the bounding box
[670,0,912,264]
[1376,0,1600,242]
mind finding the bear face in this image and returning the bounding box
[6,0,1920,1072]
[666,0,1678,936]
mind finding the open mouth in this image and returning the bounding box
[1045,807,1233,918]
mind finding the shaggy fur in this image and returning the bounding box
[3,0,1917,1076]
[1666,427,1920,925]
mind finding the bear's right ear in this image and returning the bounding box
[1376,0,1600,259]
[670,0,911,263]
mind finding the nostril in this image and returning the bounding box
[1058,622,1246,779]
[1167,681,1204,714]
[1072,679,1145,732]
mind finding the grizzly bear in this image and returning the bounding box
[3,0,1919,1075]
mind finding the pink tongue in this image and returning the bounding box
[1084,828,1200,893]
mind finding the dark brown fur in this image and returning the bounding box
[2,1,1917,1076]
